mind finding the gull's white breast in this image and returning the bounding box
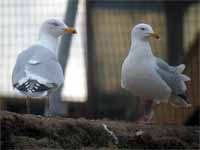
[121,54,171,100]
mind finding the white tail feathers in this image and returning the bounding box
[180,74,191,81]
[176,64,191,82]
[175,64,191,82]
[176,64,185,73]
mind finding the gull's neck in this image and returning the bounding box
[129,38,154,58]
[38,33,59,55]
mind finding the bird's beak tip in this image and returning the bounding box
[64,28,77,34]
[149,32,160,39]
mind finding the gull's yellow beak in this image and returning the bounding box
[148,32,160,39]
[64,27,77,34]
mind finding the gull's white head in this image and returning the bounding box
[131,23,159,41]
[39,18,77,38]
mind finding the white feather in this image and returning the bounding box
[176,64,185,73]
[28,60,40,65]
[180,74,191,81]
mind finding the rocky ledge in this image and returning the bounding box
[1,111,199,149]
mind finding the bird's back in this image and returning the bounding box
[12,45,64,97]
[12,45,38,85]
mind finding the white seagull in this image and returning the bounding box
[121,23,191,123]
[12,18,77,116]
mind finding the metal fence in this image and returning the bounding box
[0,0,67,96]
[0,0,199,123]
[0,0,87,101]
[86,0,200,123]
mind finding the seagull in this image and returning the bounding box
[12,18,77,116]
[121,23,191,123]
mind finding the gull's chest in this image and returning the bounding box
[129,57,155,79]
[123,56,162,92]
[121,42,171,99]
[122,54,156,83]
[122,56,170,99]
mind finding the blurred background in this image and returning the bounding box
[0,0,199,124]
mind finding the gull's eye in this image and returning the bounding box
[140,27,145,31]
[50,22,60,26]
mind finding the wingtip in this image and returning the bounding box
[181,74,191,81]
[178,92,192,105]
[176,64,185,73]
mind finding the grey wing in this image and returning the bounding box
[12,45,64,88]
[26,49,64,87]
[156,57,185,73]
[155,57,191,103]
[12,50,31,86]
[26,59,64,87]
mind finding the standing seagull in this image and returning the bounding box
[12,18,76,115]
[121,23,191,123]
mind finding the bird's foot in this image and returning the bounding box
[136,111,155,125]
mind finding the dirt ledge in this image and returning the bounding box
[1,111,199,149]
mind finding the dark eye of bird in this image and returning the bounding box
[140,27,145,31]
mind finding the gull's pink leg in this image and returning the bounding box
[137,97,155,124]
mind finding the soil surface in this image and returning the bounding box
[1,111,199,149]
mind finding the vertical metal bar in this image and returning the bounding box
[48,0,79,116]
[165,2,186,65]
[165,1,194,65]
[164,1,196,124]
[85,0,96,117]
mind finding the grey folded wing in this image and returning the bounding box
[155,57,190,102]
[12,45,64,90]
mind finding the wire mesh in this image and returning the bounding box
[89,2,167,93]
[62,0,87,102]
[87,1,200,123]
[0,0,67,96]
[0,0,87,102]
[0,0,199,122]
[155,3,200,124]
